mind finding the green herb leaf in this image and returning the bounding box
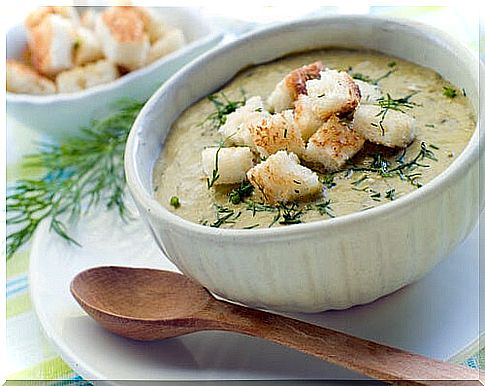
[170,196,181,208]
[443,86,457,98]
[229,181,254,205]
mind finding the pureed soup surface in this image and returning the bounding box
[153,48,476,229]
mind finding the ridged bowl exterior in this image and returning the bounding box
[126,16,484,312]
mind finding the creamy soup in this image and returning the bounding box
[153,48,475,229]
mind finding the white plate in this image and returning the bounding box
[29,199,483,383]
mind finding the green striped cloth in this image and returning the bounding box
[5,6,483,383]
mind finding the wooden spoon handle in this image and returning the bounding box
[209,301,482,385]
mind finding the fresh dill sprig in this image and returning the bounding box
[206,141,224,189]
[6,99,145,259]
[203,91,246,129]
[374,92,419,135]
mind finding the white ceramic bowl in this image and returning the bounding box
[6,7,223,139]
[125,15,484,312]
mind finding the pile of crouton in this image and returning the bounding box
[6,6,186,95]
[202,61,416,204]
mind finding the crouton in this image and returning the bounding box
[304,115,365,172]
[25,6,79,34]
[29,14,76,76]
[80,9,97,30]
[56,60,119,93]
[267,61,324,112]
[6,60,56,95]
[147,28,186,64]
[247,151,322,204]
[352,104,416,148]
[354,79,382,104]
[95,7,149,71]
[132,7,167,43]
[202,147,254,185]
[294,69,361,140]
[73,27,104,66]
[218,96,270,148]
[249,110,305,158]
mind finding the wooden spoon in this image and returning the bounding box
[70,266,482,385]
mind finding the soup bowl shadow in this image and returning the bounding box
[125,15,484,312]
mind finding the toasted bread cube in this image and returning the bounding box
[25,6,79,35]
[249,110,305,158]
[132,7,167,43]
[354,79,382,104]
[352,104,416,148]
[218,96,269,148]
[6,60,56,95]
[247,151,321,204]
[147,28,186,64]
[202,147,254,185]
[80,9,97,30]
[267,61,324,112]
[56,60,119,93]
[73,27,104,66]
[95,7,149,71]
[294,69,361,140]
[304,115,365,172]
[30,14,76,76]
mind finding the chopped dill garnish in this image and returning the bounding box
[429,143,440,150]
[351,175,368,186]
[210,204,241,228]
[6,99,144,260]
[374,92,419,135]
[170,196,181,208]
[246,200,278,217]
[348,142,437,188]
[443,86,457,98]
[351,69,396,85]
[228,181,254,205]
[425,124,435,128]
[206,141,224,189]
[279,202,304,225]
[388,61,397,68]
[243,224,260,229]
[310,200,335,218]
[385,188,396,201]
[203,91,246,128]
[321,173,337,188]
[351,186,369,192]
[351,73,373,83]
[369,191,381,201]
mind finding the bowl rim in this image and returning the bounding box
[6,7,223,104]
[125,14,484,241]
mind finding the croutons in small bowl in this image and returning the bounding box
[125,15,484,312]
[6,6,223,138]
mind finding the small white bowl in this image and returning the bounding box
[6,7,223,139]
[125,15,484,312]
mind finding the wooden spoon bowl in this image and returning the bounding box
[71,266,483,385]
